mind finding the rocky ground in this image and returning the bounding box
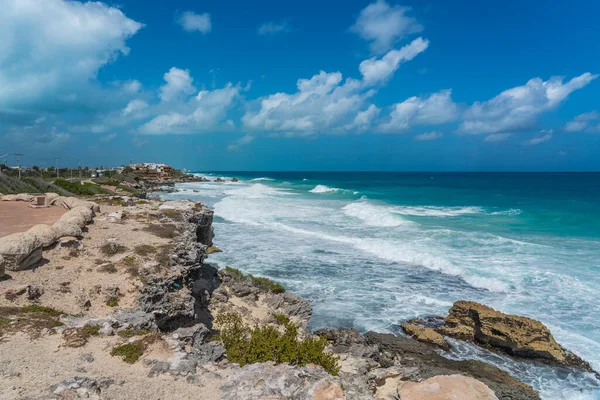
[0,195,595,399]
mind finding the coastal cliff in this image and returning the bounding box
[0,195,594,399]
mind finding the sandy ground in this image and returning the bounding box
[0,202,230,399]
[0,202,66,238]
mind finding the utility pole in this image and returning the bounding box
[14,153,23,180]
[55,157,60,179]
[78,159,81,179]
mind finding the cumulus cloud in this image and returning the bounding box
[100,133,117,142]
[0,0,143,113]
[258,21,291,35]
[177,11,211,33]
[413,131,443,141]
[522,130,553,146]
[351,0,423,54]
[228,135,255,151]
[159,68,197,102]
[458,73,598,135]
[139,80,243,134]
[564,111,600,133]
[484,133,512,143]
[359,37,429,84]
[378,90,459,133]
[122,100,149,116]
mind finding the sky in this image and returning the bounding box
[1,0,599,171]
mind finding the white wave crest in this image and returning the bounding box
[310,185,341,194]
[342,202,413,227]
[391,205,483,217]
[250,177,274,181]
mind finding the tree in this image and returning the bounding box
[123,166,134,174]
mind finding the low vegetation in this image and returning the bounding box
[111,334,159,364]
[144,223,178,239]
[62,323,100,347]
[214,312,339,375]
[0,306,66,339]
[97,263,118,273]
[117,329,152,338]
[134,244,157,257]
[106,298,119,307]
[0,174,71,195]
[223,267,286,294]
[100,242,128,256]
[53,179,113,196]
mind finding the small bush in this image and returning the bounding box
[250,275,286,294]
[23,305,63,317]
[161,209,184,221]
[269,283,285,294]
[215,312,339,375]
[98,263,117,274]
[117,329,152,338]
[106,298,119,307]
[111,334,158,364]
[121,255,137,266]
[272,313,290,325]
[53,179,112,196]
[144,224,178,239]
[100,242,128,256]
[82,323,100,336]
[134,244,157,257]
[224,266,246,280]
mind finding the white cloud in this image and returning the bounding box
[177,11,211,33]
[122,100,149,116]
[414,131,443,141]
[258,21,291,35]
[0,0,142,112]
[228,135,255,151]
[484,133,512,142]
[564,111,600,133]
[159,68,196,102]
[458,73,598,135]
[378,90,459,133]
[139,81,242,134]
[522,130,553,146]
[351,0,423,54]
[100,133,117,142]
[359,37,429,84]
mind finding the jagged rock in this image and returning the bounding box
[437,301,594,371]
[52,220,83,238]
[397,375,499,400]
[171,323,210,351]
[316,328,366,347]
[148,361,170,378]
[0,231,43,271]
[49,376,101,399]
[220,362,344,400]
[229,281,258,297]
[28,224,59,248]
[189,204,214,246]
[107,211,122,223]
[190,341,226,364]
[281,292,313,321]
[59,206,92,228]
[113,310,156,331]
[1,195,17,201]
[214,178,225,183]
[364,332,540,400]
[79,353,95,363]
[51,196,100,213]
[402,322,451,350]
[206,245,222,254]
[55,236,83,251]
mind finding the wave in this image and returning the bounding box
[250,177,274,181]
[491,208,522,216]
[310,185,341,194]
[342,202,413,227]
[391,205,483,217]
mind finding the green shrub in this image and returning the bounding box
[250,275,286,294]
[82,323,100,337]
[110,334,158,364]
[53,179,112,196]
[269,283,285,294]
[117,329,152,338]
[134,244,157,257]
[23,305,63,317]
[106,298,119,307]
[272,313,290,325]
[215,312,339,375]
[224,266,246,280]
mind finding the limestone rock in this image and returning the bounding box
[0,231,43,271]
[397,375,498,400]
[28,224,59,247]
[220,362,344,400]
[53,220,83,238]
[2,195,17,201]
[438,301,594,371]
[50,376,101,399]
[16,193,34,202]
[45,192,59,202]
[402,322,450,350]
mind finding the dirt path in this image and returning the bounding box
[0,202,66,238]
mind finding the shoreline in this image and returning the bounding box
[0,192,595,399]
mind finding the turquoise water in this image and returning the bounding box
[163,172,600,399]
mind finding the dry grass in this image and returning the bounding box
[0,306,66,339]
[144,224,178,239]
[134,244,157,257]
[100,242,128,256]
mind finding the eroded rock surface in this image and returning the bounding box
[397,374,499,400]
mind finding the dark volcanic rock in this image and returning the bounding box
[364,332,540,400]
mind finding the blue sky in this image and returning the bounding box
[1,0,599,171]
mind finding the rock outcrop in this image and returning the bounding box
[436,301,594,372]
[397,374,499,400]
[401,321,450,350]
[27,224,59,247]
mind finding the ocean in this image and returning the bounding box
[162,172,600,400]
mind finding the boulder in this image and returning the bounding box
[0,231,43,271]
[231,178,239,182]
[15,193,34,202]
[402,322,450,351]
[397,375,498,400]
[437,301,594,371]
[45,192,60,202]
[51,196,99,213]
[2,195,17,201]
[53,220,83,238]
[27,224,59,247]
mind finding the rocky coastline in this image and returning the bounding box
[0,195,596,399]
